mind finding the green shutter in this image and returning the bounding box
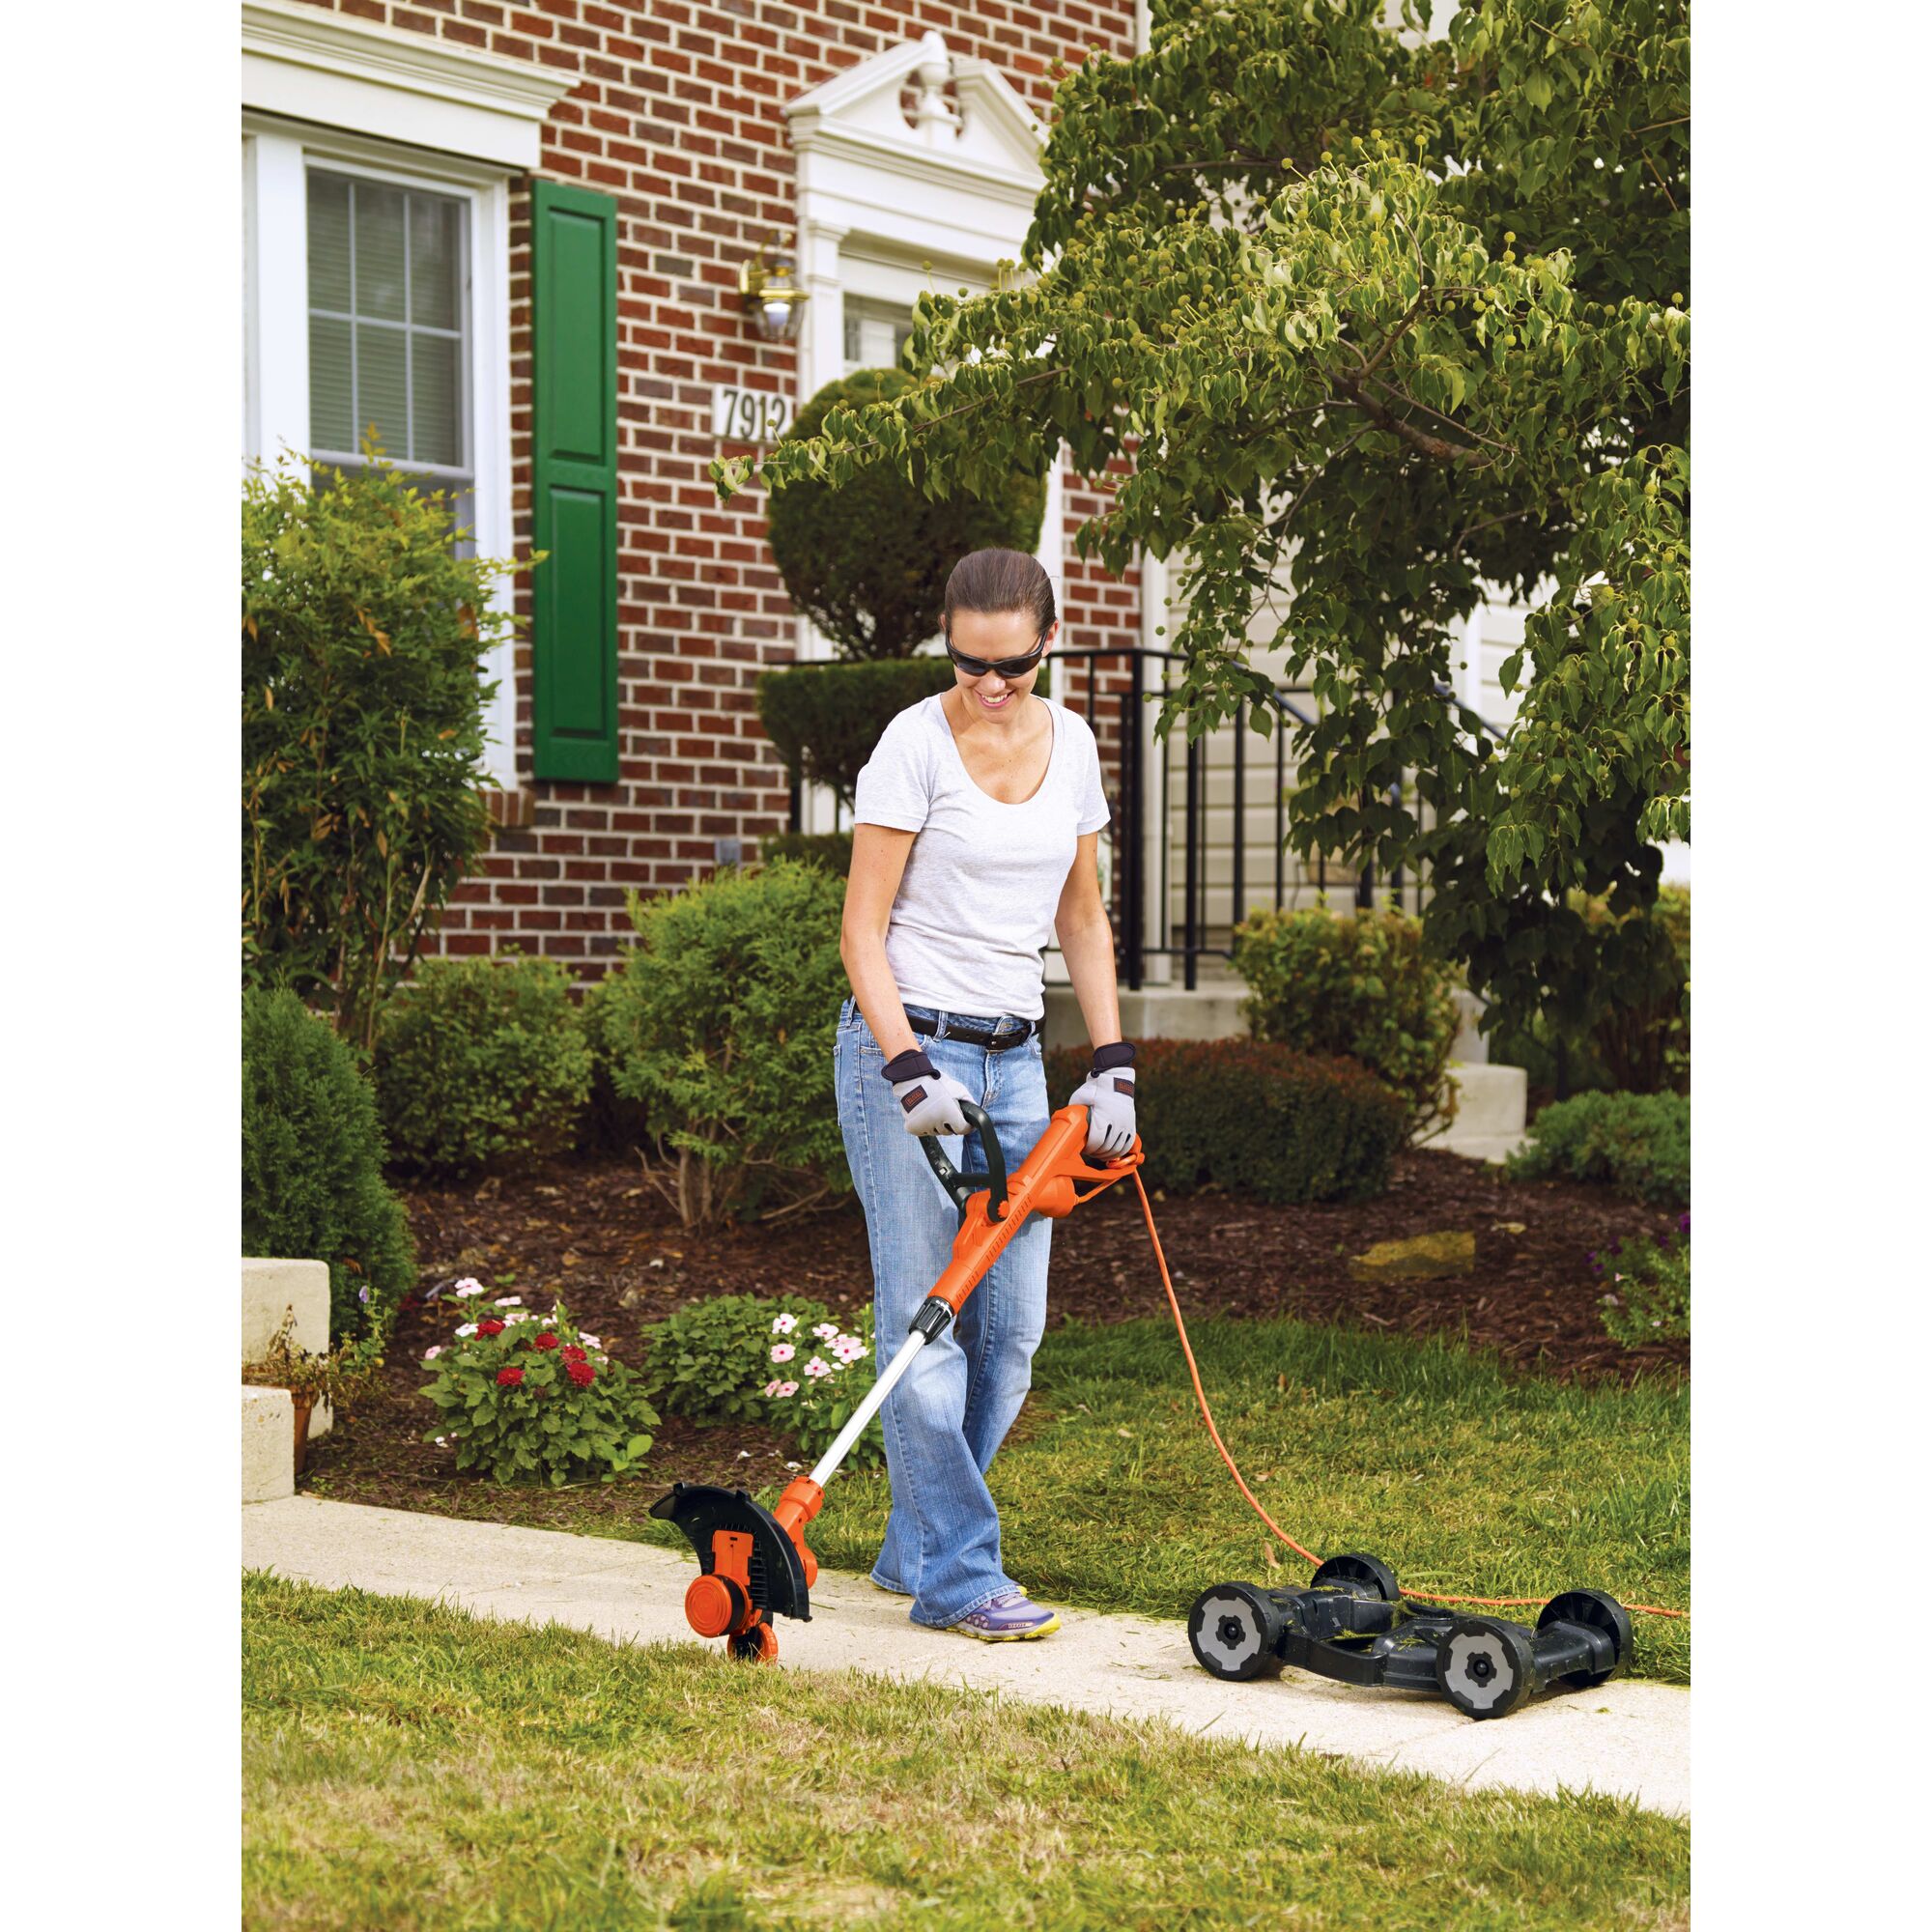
[531,181,619,782]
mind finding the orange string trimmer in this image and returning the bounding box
[1128,1168,1687,1622]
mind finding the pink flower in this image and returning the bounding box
[771,1343,796,1363]
[771,1380,799,1399]
[833,1337,867,1363]
[772,1313,798,1335]
[811,1322,839,1341]
[422,1346,442,1362]
[579,1334,601,1350]
[804,1357,833,1379]
[495,1296,523,1308]
[763,1379,786,1397]
[452,1279,486,1299]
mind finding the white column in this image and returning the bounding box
[1139,546,1173,984]
[471,176,519,788]
[243,130,309,473]
[795,218,848,835]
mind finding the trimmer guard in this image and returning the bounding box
[650,1482,812,1624]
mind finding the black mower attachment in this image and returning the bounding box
[1187,1553,1632,1720]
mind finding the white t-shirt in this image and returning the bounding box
[852,693,1110,1021]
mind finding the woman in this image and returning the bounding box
[835,547,1137,1641]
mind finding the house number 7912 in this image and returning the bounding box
[711,384,793,443]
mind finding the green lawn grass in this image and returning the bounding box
[243,1575,1690,1932]
[669,1316,1690,1684]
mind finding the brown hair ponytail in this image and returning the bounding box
[942,549,1056,644]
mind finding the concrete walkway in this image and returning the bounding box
[243,1496,1688,1817]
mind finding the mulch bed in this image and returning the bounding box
[299,1148,1685,1516]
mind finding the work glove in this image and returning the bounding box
[881,1048,978,1137]
[1069,1040,1137,1159]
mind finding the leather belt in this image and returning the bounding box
[904,1008,1040,1052]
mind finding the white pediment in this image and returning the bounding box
[785,30,1047,203]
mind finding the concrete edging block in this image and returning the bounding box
[242,1258,333,1440]
[242,1386,295,1503]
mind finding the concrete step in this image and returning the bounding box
[242,1386,295,1503]
[1417,1063,1529,1163]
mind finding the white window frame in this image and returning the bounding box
[243,113,516,787]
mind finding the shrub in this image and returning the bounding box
[758,657,1054,809]
[242,989,416,1344]
[1231,902,1461,1134]
[374,954,593,1179]
[242,443,528,1051]
[576,973,647,1157]
[759,830,853,877]
[1505,1092,1690,1208]
[1045,1037,1407,1205]
[765,366,1045,662]
[243,1306,385,1416]
[1488,886,1690,1097]
[1592,1214,1690,1348]
[600,860,851,1226]
[641,1293,883,1471]
[417,1291,658,1486]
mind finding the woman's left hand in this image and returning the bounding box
[1069,1040,1136,1159]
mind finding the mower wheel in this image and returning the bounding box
[728,1624,780,1664]
[1187,1582,1286,1681]
[1436,1616,1537,1719]
[1310,1552,1402,1604]
[1537,1590,1633,1688]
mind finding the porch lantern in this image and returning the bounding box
[739,233,809,343]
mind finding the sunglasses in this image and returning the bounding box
[944,635,1049,681]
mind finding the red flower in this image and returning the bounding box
[477,1320,506,1337]
[532,1332,558,1351]
[565,1359,596,1388]
[497,1366,525,1387]
[562,1345,586,1363]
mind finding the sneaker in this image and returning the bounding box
[947,1592,1060,1641]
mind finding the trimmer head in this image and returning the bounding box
[650,1483,813,1658]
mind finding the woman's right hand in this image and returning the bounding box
[880,1048,977,1136]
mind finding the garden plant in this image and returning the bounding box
[1507,1090,1689,1208]
[374,952,594,1179]
[242,442,529,1052]
[1593,1214,1690,1348]
[1044,1035,1407,1203]
[598,859,851,1227]
[418,1286,659,1487]
[641,1292,884,1471]
[242,987,414,1344]
[1229,902,1461,1133]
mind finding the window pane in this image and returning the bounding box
[412,331,462,467]
[307,175,351,311]
[843,311,861,363]
[309,314,354,451]
[356,323,408,458]
[410,194,461,329]
[355,182,408,323]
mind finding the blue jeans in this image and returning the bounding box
[834,995,1054,1628]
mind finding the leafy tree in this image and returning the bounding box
[711,0,1690,1046]
[242,444,527,1052]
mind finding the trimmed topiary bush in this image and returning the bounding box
[765,366,1046,662]
[1045,1037,1407,1205]
[242,988,416,1343]
[1232,902,1461,1136]
[600,860,851,1226]
[1505,1091,1689,1208]
[373,954,594,1179]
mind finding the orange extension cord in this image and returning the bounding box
[1129,1170,1687,1622]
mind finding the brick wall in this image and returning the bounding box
[293,0,1142,979]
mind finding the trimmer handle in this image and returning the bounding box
[919,1099,1009,1225]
